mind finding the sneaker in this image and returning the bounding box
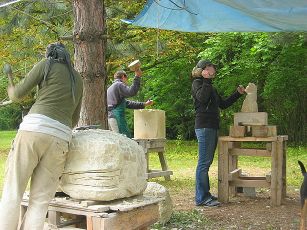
[210,195,218,200]
[203,198,220,207]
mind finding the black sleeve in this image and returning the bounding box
[191,78,213,104]
[126,100,145,109]
[219,90,242,109]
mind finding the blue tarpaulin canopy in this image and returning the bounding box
[122,0,307,32]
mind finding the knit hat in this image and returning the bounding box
[196,60,216,70]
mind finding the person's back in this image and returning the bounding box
[0,42,83,230]
[22,59,83,128]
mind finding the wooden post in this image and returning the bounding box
[86,216,93,230]
[48,210,61,226]
[270,142,277,206]
[282,138,287,199]
[228,142,239,197]
[158,151,171,181]
[276,137,284,206]
[218,140,229,203]
[134,139,172,181]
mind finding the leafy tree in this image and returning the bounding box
[198,32,307,144]
[0,1,306,144]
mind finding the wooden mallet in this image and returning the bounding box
[128,60,141,71]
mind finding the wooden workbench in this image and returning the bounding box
[218,135,288,206]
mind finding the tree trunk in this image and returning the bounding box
[72,0,107,128]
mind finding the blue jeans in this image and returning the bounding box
[195,128,218,205]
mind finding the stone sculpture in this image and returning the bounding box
[241,83,258,112]
[60,129,147,201]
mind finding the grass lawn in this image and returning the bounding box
[0,130,306,229]
[0,130,17,191]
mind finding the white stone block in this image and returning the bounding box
[234,112,268,126]
[134,109,166,139]
[60,129,147,201]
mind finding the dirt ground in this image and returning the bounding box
[170,188,302,229]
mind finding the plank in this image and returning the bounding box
[276,139,284,206]
[100,204,159,230]
[229,148,271,157]
[230,178,270,188]
[270,142,277,206]
[147,170,173,179]
[228,168,242,181]
[219,136,278,142]
[218,140,229,203]
[158,152,171,181]
[48,210,61,225]
[282,141,287,198]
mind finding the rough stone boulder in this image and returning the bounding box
[60,129,147,201]
[143,182,173,224]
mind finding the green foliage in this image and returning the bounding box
[0,1,306,144]
[0,1,74,129]
[0,104,21,130]
[197,32,307,143]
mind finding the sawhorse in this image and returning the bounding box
[134,138,173,181]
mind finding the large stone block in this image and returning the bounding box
[229,125,246,137]
[234,112,268,126]
[60,129,147,201]
[134,109,166,139]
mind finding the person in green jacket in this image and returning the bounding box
[107,68,153,138]
[0,42,83,230]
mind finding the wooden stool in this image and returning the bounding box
[134,139,173,181]
[218,135,288,206]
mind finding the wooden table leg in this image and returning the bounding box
[48,210,61,226]
[158,151,171,181]
[218,140,229,203]
[282,140,287,199]
[276,138,284,206]
[87,216,93,230]
[270,142,277,206]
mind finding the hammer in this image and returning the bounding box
[3,63,14,86]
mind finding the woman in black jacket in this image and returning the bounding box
[191,60,245,207]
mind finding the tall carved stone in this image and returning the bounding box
[72,0,107,128]
[241,83,258,112]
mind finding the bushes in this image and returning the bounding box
[0,104,22,130]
